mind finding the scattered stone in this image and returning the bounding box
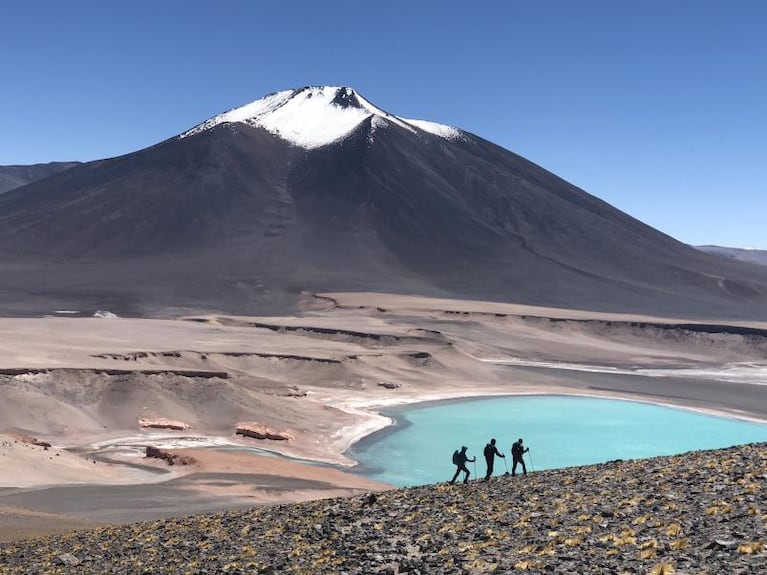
[57,553,81,566]
[377,382,400,389]
[279,385,307,398]
[709,539,738,550]
[361,493,378,507]
[599,507,615,517]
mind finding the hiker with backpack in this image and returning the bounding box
[511,438,529,476]
[449,445,475,484]
[483,438,505,480]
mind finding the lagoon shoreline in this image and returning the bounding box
[3,293,767,539]
[346,392,767,487]
[340,381,767,468]
[4,379,767,541]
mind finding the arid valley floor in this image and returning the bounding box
[2,292,767,543]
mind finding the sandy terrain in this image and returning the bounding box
[2,292,767,539]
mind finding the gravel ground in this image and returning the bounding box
[2,443,766,574]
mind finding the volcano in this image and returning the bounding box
[1,86,766,318]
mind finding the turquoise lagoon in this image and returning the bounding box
[348,395,767,487]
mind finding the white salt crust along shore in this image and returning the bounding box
[5,374,767,492]
[309,383,767,469]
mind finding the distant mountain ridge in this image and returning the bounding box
[0,161,81,194]
[0,86,766,319]
[696,245,767,267]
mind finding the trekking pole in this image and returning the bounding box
[472,460,476,480]
[527,450,535,473]
[503,457,509,475]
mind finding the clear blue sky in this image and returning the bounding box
[2,1,765,247]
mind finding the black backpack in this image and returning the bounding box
[452,449,461,465]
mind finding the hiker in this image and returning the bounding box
[483,438,505,480]
[511,438,529,476]
[449,446,475,484]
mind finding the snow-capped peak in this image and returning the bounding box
[180,86,463,148]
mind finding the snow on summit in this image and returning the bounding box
[181,86,462,148]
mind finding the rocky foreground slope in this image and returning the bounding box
[2,444,766,574]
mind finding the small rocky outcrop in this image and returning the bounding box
[377,381,400,389]
[235,422,294,441]
[8,433,52,448]
[280,385,307,397]
[138,417,191,431]
[144,446,196,466]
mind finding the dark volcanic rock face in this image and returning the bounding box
[0,87,766,318]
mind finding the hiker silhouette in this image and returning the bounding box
[511,438,529,476]
[483,438,505,480]
[449,446,475,484]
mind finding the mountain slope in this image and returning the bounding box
[2,443,766,573]
[0,161,80,194]
[0,86,766,318]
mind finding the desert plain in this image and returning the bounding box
[1,291,767,541]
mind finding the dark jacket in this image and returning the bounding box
[453,450,474,466]
[484,443,503,460]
